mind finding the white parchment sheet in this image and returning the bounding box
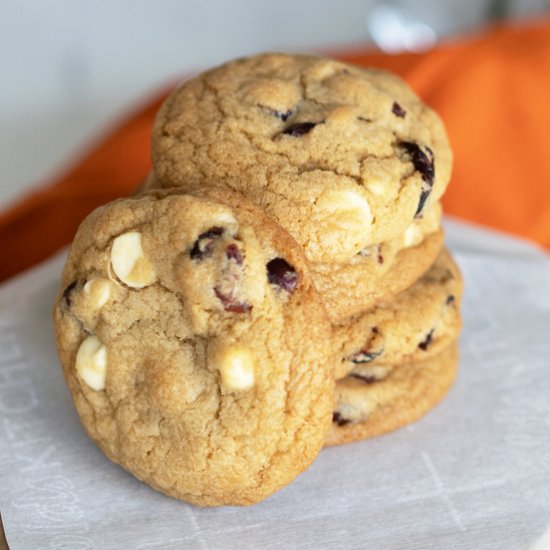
[1,218,550,550]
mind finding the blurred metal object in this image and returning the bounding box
[367,2,437,52]
[486,0,512,19]
[366,0,550,53]
[488,0,550,17]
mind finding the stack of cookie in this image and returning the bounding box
[148,53,463,446]
[54,53,462,507]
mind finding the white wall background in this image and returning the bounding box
[0,0,547,207]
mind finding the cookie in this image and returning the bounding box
[321,229,444,322]
[326,342,458,446]
[314,203,443,322]
[145,171,444,322]
[53,187,334,507]
[333,247,463,379]
[150,52,452,263]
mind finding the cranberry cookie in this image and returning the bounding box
[54,187,334,506]
[313,203,443,321]
[333,247,463,379]
[146,171,444,322]
[151,52,452,264]
[327,342,458,446]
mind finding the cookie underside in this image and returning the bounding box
[319,230,445,322]
[325,341,459,446]
[333,247,463,379]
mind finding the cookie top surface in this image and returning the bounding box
[151,53,452,263]
[333,247,463,379]
[53,187,334,506]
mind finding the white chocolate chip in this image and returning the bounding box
[214,212,238,226]
[366,180,387,196]
[317,190,372,228]
[403,222,423,248]
[110,231,156,288]
[315,190,373,259]
[215,345,255,391]
[83,278,112,308]
[75,335,107,391]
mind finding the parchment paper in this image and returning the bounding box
[1,218,550,550]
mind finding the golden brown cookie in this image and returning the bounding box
[150,52,452,264]
[319,229,444,322]
[53,187,334,507]
[326,342,458,446]
[145,170,444,321]
[314,203,443,322]
[333,247,463,379]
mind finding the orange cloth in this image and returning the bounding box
[1,19,550,282]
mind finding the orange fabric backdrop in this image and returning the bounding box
[1,18,550,282]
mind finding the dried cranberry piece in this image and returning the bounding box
[416,189,432,217]
[282,122,317,136]
[214,287,252,314]
[400,142,434,184]
[399,142,435,217]
[392,101,407,118]
[266,258,298,294]
[226,243,244,265]
[349,348,383,364]
[332,412,351,426]
[62,281,78,307]
[418,329,434,351]
[190,227,224,260]
[262,106,294,121]
[278,111,293,121]
[349,327,384,364]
